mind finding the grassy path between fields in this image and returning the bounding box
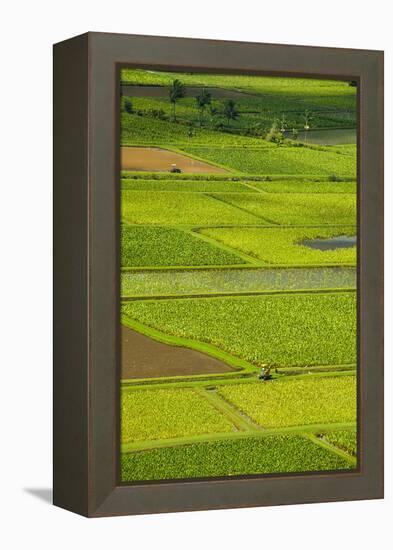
[121,262,356,271]
[121,287,356,301]
[121,368,356,390]
[206,192,280,226]
[196,388,260,432]
[121,421,357,466]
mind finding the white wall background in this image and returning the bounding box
[0,1,391,548]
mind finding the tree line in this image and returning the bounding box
[123,79,314,143]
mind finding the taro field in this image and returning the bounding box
[119,69,358,482]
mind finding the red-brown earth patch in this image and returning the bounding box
[121,324,234,379]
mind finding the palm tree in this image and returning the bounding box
[208,104,220,126]
[279,113,287,132]
[169,79,186,121]
[187,123,196,140]
[223,99,239,126]
[195,88,212,127]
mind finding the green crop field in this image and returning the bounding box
[200,226,356,265]
[317,429,357,456]
[218,376,356,428]
[214,192,356,225]
[121,112,271,147]
[118,68,358,483]
[121,434,353,481]
[181,145,356,176]
[121,190,262,225]
[121,69,356,115]
[121,225,245,267]
[121,388,234,443]
[121,68,352,94]
[251,180,356,193]
[122,292,356,367]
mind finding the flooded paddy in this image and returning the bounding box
[121,266,356,298]
[287,128,356,145]
[121,146,228,173]
[302,235,356,251]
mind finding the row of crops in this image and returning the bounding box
[119,69,358,482]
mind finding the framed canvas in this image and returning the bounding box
[53,32,384,517]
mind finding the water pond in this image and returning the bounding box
[302,235,356,251]
[286,128,356,145]
[121,266,356,298]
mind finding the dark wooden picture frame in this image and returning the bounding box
[53,32,384,517]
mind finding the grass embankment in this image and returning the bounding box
[121,172,356,183]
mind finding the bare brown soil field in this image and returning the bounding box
[121,325,234,379]
[121,146,228,173]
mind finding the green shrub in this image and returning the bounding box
[124,98,133,114]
